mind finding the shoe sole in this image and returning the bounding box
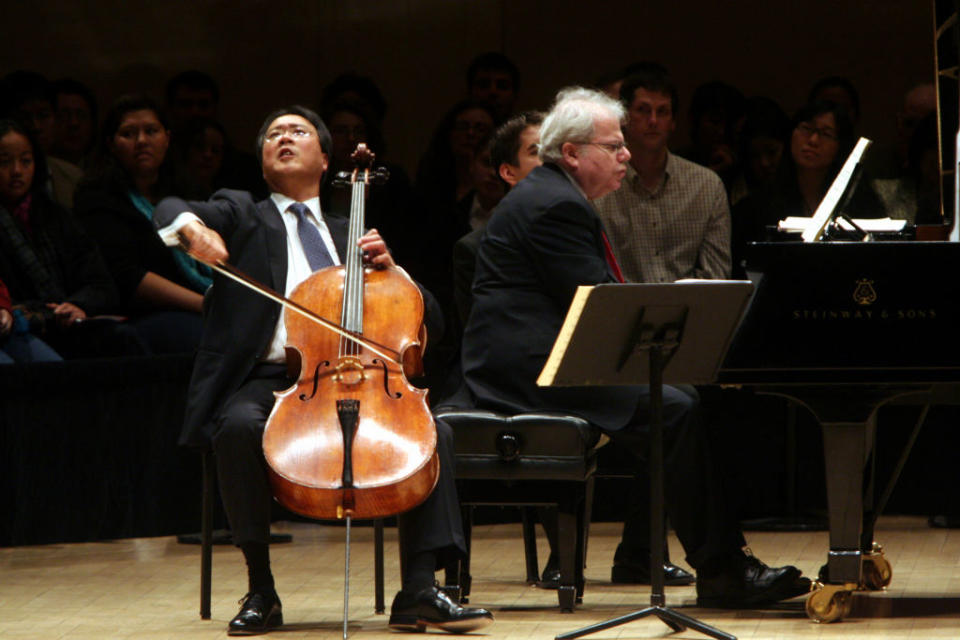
[227,612,283,635]
[389,614,494,633]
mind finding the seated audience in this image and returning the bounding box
[74,95,205,354]
[0,71,84,208]
[865,82,937,181]
[164,70,265,196]
[678,81,746,190]
[0,119,146,359]
[732,100,885,275]
[320,99,416,268]
[51,78,97,169]
[466,52,520,123]
[729,96,791,204]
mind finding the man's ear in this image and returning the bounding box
[560,141,579,169]
[499,163,517,187]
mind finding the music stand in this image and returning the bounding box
[537,281,753,640]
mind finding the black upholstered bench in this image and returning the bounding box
[435,407,600,611]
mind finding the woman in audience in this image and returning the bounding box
[731,100,883,276]
[74,95,206,354]
[0,118,146,359]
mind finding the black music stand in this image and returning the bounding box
[537,282,753,640]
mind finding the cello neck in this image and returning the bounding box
[340,145,375,356]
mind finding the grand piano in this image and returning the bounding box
[717,240,960,621]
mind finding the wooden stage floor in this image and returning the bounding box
[2,516,959,639]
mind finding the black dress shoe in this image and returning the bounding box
[537,567,561,590]
[696,554,811,608]
[611,562,695,586]
[389,583,494,633]
[228,591,283,636]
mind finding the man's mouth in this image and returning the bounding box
[278,148,295,159]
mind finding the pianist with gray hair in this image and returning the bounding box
[460,85,811,608]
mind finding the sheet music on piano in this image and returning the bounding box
[788,136,873,242]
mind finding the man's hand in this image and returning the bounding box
[47,302,86,327]
[0,308,12,336]
[358,229,395,268]
[179,220,228,264]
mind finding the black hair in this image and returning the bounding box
[807,76,860,122]
[0,117,50,204]
[82,94,170,195]
[688,81,745,142]
[165,70,219,105]
[489,110,544,171]
[320,72,387,123]
[255,105,331,167]
[466,52,520,92]
[619,66,679,116]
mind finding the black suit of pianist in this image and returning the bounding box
[155,106,492,636]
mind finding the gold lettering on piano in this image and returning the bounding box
[791,279,937,322]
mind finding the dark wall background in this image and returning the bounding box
[2,0,935,175]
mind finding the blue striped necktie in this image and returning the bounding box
[289,202,334,271]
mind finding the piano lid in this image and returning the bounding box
[718,241,960,384]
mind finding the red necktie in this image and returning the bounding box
[601,231,625,283]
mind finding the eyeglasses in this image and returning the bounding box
[583,141,628,154]
[796,122,838,141]
[264,126,313,142]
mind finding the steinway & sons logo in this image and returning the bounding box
[792,278,937,321]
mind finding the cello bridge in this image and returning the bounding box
[333,357,365,386]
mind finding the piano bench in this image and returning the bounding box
[435,407,600,612]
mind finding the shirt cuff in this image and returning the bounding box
[158,212,204,247]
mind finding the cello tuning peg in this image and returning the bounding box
[331,171,353,188]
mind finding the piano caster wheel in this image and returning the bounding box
[861,542,892,591]
[806,582,855,623]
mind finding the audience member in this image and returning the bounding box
[595,68,732,283]
[320,71,389,124]
[466,52,520,123]
[595,61,670,101]
[74,95,205,354]
[865,82,937,180]
[0,119,146,359]
[320,99,416,268]
[0,71,84,208]
[729,97,791,204]
[452,110,543,328]
[732,100,885,275]
[873,113,941,224]
[808,75,861,127]
[461,86,810,607]
[678,81,746,190]
[172,118,227,200]
[0,275,61,364]
[51,78,98,169]
[164,70,265,196]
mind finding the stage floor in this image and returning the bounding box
[2,516,959,639]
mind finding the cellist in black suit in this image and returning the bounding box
[154,105,492,636]
[460,87,810,609]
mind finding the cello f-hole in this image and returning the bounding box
[299,360,332,401]
[373,358,402,399]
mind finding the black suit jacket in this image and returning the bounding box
[460,163,639,431]
[154,189,350,447]
[155,189,442,448]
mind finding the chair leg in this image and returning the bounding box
[459,505,473,603]
[374,518,385,614]
[521,507,540,583]
[200,450,214,620]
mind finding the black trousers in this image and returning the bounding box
[607,383,746,571]
[212,366,466,570]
